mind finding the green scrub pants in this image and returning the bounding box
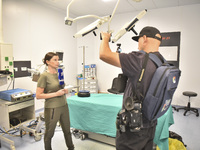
[44,104,74,150]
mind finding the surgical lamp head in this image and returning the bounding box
[111,9,147,43]
[65,17,73,26]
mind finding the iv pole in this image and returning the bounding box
[82,46,85,91]
[78,46,90,97]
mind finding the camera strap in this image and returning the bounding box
[133,51,149,102]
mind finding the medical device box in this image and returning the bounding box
[0,88,34,102]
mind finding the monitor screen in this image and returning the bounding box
[56,52,63,61]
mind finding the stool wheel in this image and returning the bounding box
[197,113,199,117]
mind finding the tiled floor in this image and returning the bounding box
[0,107,199,150]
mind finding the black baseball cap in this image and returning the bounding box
[132,26,162,42]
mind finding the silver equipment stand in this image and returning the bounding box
[0,135,15,150]
[0,98,44,150]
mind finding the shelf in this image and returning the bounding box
[0,99,35,129]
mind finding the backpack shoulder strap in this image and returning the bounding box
[149,53,167,67]
[139,50,166,67]
[149,53,162,67]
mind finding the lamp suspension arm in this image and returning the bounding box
[66,0,105,25]
[66,0,75,18]
[73,15,103,22]
[108,0,121,33]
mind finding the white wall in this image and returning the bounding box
[1,0,77,110]
[77,4,200,108]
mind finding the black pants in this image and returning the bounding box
[116,124,157,150]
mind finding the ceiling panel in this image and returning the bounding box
[153,0,179,8]
[36,0,200,17]
[178,0,200,6]
[127,0,157,11]
[115,0,137,14]
[67,0,119,16]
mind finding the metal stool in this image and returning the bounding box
[176,91,199,117]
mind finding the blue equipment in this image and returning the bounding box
[58,67,64,88]
[0,88,34,102]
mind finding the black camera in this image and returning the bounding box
[129,106,143,132]
[116,97,143,133]
[116,109,128,133]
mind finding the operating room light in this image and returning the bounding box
[65,0,145,39]
[65,0,121,37]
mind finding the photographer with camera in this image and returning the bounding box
[99,26,163,150]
